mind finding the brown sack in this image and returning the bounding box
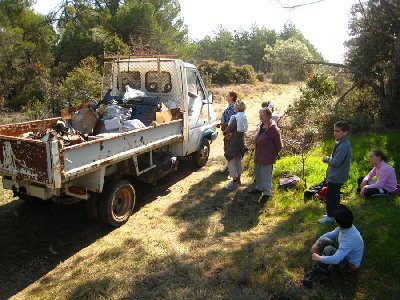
[71,108,98,134]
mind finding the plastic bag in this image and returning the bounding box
[123,85,146,102]
[103,104,131,121]
[122,119,146,131]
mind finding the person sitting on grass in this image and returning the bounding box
[309,204,364,277]
[358,149,398,197]
[223,100,248,191]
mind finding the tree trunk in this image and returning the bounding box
[385,28,400,128]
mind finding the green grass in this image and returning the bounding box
[267,132,400,298]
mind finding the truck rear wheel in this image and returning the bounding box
[98,179,136,227]
[192,139,210,168]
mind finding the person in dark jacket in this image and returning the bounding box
[217,91,237,172]
[248,107,283,203]
[224,100,248,190]
[319,121,351,224]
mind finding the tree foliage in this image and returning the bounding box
[265,38,314,83]
[345,0,400,128]
[59,56,102,107]
[0,0,56,109]
[0,1,326,114]
[197,60,257,85]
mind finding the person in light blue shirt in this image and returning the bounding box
[310,204,364,273]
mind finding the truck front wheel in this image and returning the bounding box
[192,139,210,168]
[98,179,136,227]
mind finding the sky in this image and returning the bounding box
[33,0,359,63]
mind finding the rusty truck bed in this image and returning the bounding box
[0,118,183,187]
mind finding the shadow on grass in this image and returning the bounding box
[0,199,113,300]
[132,156,198,210]
[349,195,400,299]
[64,195,376,299]
[0,158,199,299]
[167,167,265,240]
[66,278,115,300]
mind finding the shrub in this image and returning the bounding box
[256,73,265,82]
[197,60,258,85]
[197,60,219,86]
[58,56,102,107]
[235,64,257,84]
[213,61,237,85]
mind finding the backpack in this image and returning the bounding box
[304,179,327,199]
[315,186,328,203]
[279,175,301,189]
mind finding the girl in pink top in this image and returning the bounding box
[358,150,397,197]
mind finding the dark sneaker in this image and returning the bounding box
[260,195,269,204]
[247,187,262,194]
[224,181,239,191]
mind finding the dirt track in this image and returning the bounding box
[1,82,302,299]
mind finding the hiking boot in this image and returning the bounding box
[247,187,262,194]
[318,215,335,224]
[224,181,239,191]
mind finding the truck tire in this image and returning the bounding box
[98,179,136,227]
[192,139,210,168]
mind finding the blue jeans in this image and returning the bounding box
[316,237,354,273]
[326,182,342,217]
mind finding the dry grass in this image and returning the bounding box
[3,82,387,299]
[0,112,31,125]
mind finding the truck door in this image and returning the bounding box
[185,68,210,154]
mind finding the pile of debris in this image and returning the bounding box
[18,86,181,146]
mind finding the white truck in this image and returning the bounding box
[0,56,218,227]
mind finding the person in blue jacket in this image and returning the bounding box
[319,121,352,224]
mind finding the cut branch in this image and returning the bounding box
[278,0,325,9]
[304,60,371,83]
[335,79,363,105]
